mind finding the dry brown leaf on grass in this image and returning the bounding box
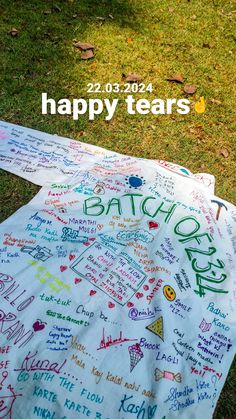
[9,28,18,37]
[26,70,37,79]
[73,41,95,50]
[81,50,94,60]
[127,38,133,44]
[210,98,222,105]
[90,61,97,70]
[220,148,230,158]
[78,131,85,137]
[184,84,197,94]
[125,74,142,82]
[203,43,212,48]
[52,5,61,12]
[167,74,184,83]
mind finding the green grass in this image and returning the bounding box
[0,0,235,416]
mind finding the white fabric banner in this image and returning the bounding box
[0,121,235,419]
[0,121,215,192]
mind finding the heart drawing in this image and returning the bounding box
[149,277,155,284]
[32,320,46,332]
[74,278,82,284]
[136,292,144,299]
[148,221,159,230]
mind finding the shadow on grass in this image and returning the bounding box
[1,0,141,32]
[0,0,142,130]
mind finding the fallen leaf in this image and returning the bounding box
[52,5,61,12]
[26,70,37,79]
[90,61,97,69]
[184,84,197,94]
[9,28,18,37]
[220,148,229,158]
[195,96,205,113]
[73,41,95,50]
[167,73,184,83]
[203,43,211,48]
[126,73,142,82]
[219,9,234,16]
[127,37,133,44]
[210,98,222,105]
[81,49,94,60]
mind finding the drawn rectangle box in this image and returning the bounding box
[70,242,147,305]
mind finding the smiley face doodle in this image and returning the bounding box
[163,285,176,301]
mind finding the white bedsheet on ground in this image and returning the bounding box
[0,121,235,419]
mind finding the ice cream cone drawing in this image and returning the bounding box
[195,96,205,113]
[128,343,144,372]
